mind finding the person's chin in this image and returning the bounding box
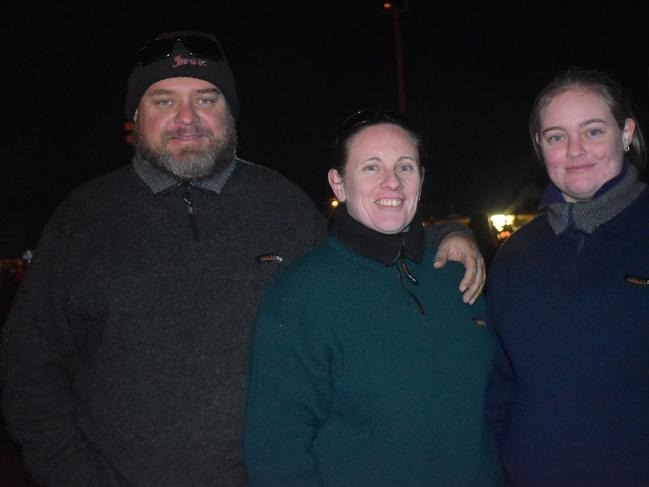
[173,149,205,161]
[373,220,408,235]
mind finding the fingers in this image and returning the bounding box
[460,255,486,304]
[432,248,449,269]
[458,258,476,296]
[432,231,487,304]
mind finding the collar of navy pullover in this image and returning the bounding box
[539,160,629,207]
[544,162,647,235]
[329,205,424,266]
[133,153,237,195]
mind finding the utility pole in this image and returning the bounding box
[383,1,410,114]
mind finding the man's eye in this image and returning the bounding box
[197,98,216,105]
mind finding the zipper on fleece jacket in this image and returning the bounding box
[396,251,424,316]
[183,184,200,242]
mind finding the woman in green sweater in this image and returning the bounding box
[244,110,502,486]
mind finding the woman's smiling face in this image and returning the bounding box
[537,87,634,202]
[328,123,423,234]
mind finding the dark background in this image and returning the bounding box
[0,4,648,484]
[2,2,648,256]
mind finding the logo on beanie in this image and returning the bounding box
[172,55,208,68]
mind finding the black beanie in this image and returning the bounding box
[125,31,239,121]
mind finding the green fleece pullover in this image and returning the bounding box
[244,236,502,486]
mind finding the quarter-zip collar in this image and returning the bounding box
[330,206,426,315]
[545,163,646,235]
[329,205,424,266]
[132,153,237,195]
[539,160,630,208]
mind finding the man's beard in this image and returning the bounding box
[134,113,237,181]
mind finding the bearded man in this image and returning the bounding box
[2,31,484,487]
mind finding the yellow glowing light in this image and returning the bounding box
[383,2,393,9]
[330,199,340,208]
[489,214,515,232]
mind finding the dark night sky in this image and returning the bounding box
[3,2,648,255]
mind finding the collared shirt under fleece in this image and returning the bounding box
[1,156,326,486]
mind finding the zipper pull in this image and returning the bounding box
[183,184,200,242]
[400,258,418,284]
[397,254,424,315]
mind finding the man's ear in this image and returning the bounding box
[328,169,346,202]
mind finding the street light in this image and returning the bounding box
[383,1,411,114]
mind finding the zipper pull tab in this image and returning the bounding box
[396,252,423,315]
[183,184,200,242]
[400,256,418,284]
